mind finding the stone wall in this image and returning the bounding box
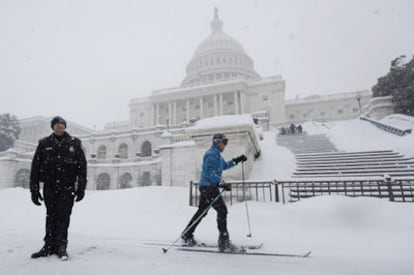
[160,115,261,187]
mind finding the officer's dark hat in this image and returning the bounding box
[212,133,228,145]
[51,116,67,129]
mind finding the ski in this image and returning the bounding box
[176,247,311,258]
[144,241,263,250]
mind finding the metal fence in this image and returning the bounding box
[277,177,414,203]
[188,177,414,205]
[189,180,278,206]
[360,116,412,136]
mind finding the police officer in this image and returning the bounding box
[181,133,247,252]
[30,116,87,260]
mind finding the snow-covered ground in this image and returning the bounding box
[1,118,414,275]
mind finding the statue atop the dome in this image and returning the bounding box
[211,6,223,33]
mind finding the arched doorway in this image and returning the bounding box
[96,173,110,190]
[120,173,133,189]
[138,171,152,186]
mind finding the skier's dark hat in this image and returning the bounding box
[51,116,67,129]
[212,133,228,145]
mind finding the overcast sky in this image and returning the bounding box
[1,0,413,129]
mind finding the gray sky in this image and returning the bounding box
[1,0,413,129]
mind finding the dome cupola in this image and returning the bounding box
[181,7,260,87]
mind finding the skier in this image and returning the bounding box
[29,116,87,260]
[181,133,247,252]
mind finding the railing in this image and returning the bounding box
[360,116,412,136]
[277,177,414,203]
[189,180,278,206]
[189,177,414,205]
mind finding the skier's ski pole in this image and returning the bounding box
[242,161,252,238]
[162,187,227,254]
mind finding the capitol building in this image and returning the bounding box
[129,9,286,130]
[0,8,372,190]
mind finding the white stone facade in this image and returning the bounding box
[284,90,371,124]
[361,96,394,120]
[160,115,261,187]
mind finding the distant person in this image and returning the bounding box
[181,133,247,252]
[297,124,303,134]
[30,116,87,261]
[290,123,296,134]
[280,127,286,135]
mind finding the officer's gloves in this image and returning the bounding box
[232,154,248,165]
[75,189,85,202]
[31,191,43,206]
[219,180,232,191]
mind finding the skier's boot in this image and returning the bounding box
[56,246,69,261]
[218,232,238,252]
[31,244,55,258]
[181,234,198,247]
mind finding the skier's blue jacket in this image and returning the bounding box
[199,143,235,186]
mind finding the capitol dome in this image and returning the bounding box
[181,8,260,87]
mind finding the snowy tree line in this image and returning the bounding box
[372,55,414,116]
[0,113,21,152]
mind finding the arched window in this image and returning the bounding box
[138,171,152,187]
[118,143,128,159]
[97,145,107,159]
[141,141,152,157]
[120,173,133,189]
[96,173,110,190]
[15,168,30,188]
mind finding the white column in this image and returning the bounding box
[240,92,245,114]
[234,91,239,114]
[214,95,218,116]
[219,93,224,115]
[155,104,160,125]
[199,97,204,118]
[173,101,177,125]
[186,99,190,122]
[168,102,172,125]
[151,105,155,126]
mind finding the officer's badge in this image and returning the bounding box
[69,146,75,153]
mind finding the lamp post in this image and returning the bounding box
[355,92,362,115]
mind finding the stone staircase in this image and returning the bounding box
[276,132,414,178]
[276,132,338,154]
[293,150,414,178]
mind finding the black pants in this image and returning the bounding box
[43,184,75,250]
[183,186,228,238]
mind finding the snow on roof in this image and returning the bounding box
[186,114,255,132]
[285,90,371,105]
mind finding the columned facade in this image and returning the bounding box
[130,76,286,128]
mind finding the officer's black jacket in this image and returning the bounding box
[30,132,87,193]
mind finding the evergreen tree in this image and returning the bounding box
[372,55,414,116]
[0,113,21,152]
